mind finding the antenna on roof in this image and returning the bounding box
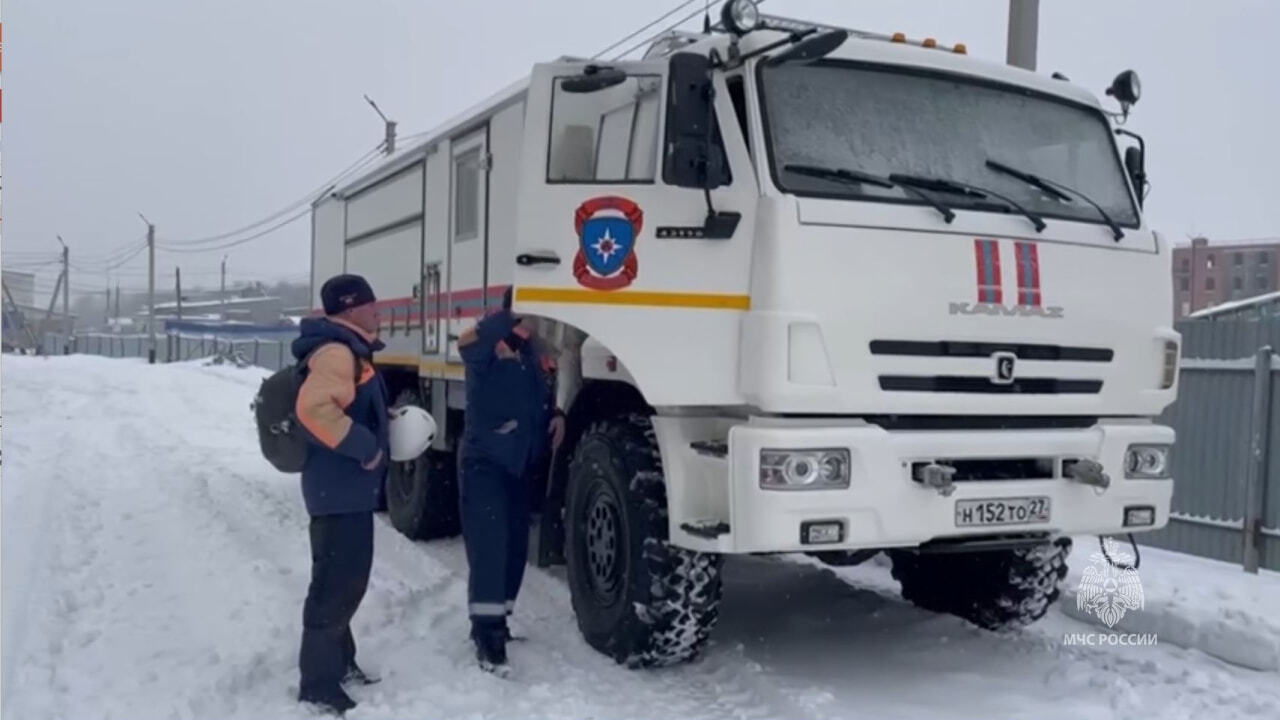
[364,95,398,155]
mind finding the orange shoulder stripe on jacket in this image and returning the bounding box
[295,344,357,449]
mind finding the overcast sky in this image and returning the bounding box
[3,0,1278,300]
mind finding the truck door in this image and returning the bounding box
[447,127,489,362]
[510,57,756,403]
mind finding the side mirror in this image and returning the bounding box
[560,66,628,94]
[768,29,849,65]
[1124,145,1146,208]
[664,53,726,190]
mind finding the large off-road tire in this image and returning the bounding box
[566,413,723,668]
[386,449,460,540]
[888,537,1071,630]
[385,392,460,540]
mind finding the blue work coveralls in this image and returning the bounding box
[458,308,553,638]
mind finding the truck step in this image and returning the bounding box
[680,520,731,539]
[689,440,728,458]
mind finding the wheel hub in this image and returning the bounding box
[584,485,623,603]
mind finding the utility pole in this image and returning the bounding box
[57,235,70,349]
[365,95,397,155]
[105,280,111,327]
[175,267,183,321]
[220,254,228,319]
[140,214,157,363]
[1006,0,1039,71]
[36,269,66,354]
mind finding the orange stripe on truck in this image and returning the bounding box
[515,286,750,310]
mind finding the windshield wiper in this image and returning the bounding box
[889,173,1046,233]
[984,159,1123,241]
[783,163,955,223]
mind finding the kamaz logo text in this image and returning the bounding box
[950,302,1065,319]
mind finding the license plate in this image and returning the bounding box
[955,496,1051,527]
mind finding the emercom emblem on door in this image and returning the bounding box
[992,351,1017,385]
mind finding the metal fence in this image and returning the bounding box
[50,332,294,372]
[1142,320,1280,572]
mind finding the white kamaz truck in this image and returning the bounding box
[310,2,1177,668]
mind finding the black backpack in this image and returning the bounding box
[253,344,361,473]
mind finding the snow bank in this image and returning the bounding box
[1060,539,1280,672]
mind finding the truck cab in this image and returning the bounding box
[509,7,1175,665]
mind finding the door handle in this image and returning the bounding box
[517,252,561,267]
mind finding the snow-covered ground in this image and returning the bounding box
[3,354,1279,720]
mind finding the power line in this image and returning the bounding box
[611,0,767,60]
[4,258,61,270]
[70,239,150,272]
[159,145,384,247]
[592,0,704,59]
[157,208,310,254]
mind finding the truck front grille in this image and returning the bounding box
[870,339,1113,362]
[878,375,1103,394]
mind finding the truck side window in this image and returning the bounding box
[547,74,662,183]
[453,149,481,242]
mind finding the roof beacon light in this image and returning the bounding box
[721,0,761,37]
[891,32,907,43]
[954,43,968,54]
[922,37,938,48]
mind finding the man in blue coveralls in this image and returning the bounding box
[457,287,565,673]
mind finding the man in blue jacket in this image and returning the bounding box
[292,274,389,714]
[457,287,564,673]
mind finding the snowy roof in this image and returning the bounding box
[153,296,279,311]
[1188,290,1280,319]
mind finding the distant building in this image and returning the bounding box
[2,269,35,306]
[138,295,285,330]
[1172,237,1280,319]
[3,269,76,348]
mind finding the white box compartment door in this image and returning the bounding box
[447,128,489,362]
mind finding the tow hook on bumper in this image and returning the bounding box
[1065,459,1111,490]
[914,462,958,497]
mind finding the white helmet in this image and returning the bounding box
[388,405,437,462]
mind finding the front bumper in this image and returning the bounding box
[653,417,1174,554]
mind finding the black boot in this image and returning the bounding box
[298,686,357,716]
[342,662,381,686]
[474,626,509,676]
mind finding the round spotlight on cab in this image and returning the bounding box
[721,0,761,36]
[1106,69,1142,106]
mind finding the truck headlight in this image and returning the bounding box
[1124,444,1171,479]
[760,449,850,490]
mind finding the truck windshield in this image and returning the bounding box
[758,61,1140,228]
